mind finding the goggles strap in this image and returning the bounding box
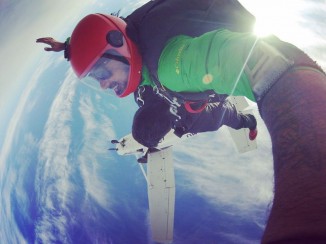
[101,53,129,65]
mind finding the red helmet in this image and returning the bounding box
[69,14,142,97]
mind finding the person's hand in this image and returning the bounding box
[36,37,65,52]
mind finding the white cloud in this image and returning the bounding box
[35,69,118,243]
[0,55,54,181]
[35,69,78,243]
[0,56,54,243]
[173,110,273,217]
[0,173,28,244]
[217,231,258,244]
[77,92,117,214]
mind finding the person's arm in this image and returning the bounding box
[132,90,173,148]
[217,100,256,130]
[186,100,256,134]
[36,37,65,52]
[36,37,70,60]
[259,66,326,243]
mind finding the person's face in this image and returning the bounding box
[88,58,130,96]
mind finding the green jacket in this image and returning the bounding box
[141,29,257,102]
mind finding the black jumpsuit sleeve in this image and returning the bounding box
[180,100,255,134]
[217,101,247,130]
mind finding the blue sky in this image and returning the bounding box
[0,0,325,242]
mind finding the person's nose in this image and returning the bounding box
[99,79,111,89]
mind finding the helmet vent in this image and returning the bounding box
[106,30,123,47]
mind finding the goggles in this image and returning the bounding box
[83,52,130,96]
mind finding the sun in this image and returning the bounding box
[251,5,292,37]
[240,0,305,40]
[253,18,275,37]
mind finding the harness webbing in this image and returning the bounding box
[150,73,227,113]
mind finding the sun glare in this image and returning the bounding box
[241,0,307,42]
[252,6,293,38]
[254,18,275,37]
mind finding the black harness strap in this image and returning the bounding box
[150,73,227,114]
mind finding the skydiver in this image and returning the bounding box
[36,0,326,242]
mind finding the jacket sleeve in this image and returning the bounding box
[217,100,249,129]
[179,100,250,134]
